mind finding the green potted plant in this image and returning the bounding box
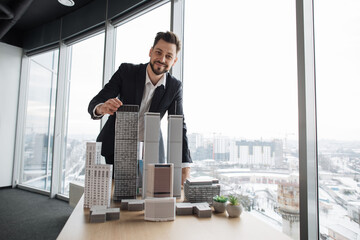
[212,195,228,213]
[226,195,242,217]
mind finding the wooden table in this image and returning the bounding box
[58,194,291,240]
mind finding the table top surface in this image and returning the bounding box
[58,192,292,240]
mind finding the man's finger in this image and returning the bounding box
[108,98,122,107]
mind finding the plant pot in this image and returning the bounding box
[226,204,242,218]
[213,201,227,213]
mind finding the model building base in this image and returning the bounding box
[145,197,176,222]
[120,199,145,211]
[89,205,120,223]
[176,202,212,218]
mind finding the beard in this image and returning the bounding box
[150,61,169,75]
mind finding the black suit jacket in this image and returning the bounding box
[88,63,192,164]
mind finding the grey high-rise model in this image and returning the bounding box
[114,105,139,200]
[142,112,161,198]
[167,115,183,198]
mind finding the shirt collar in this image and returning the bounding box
[146,65,167,89]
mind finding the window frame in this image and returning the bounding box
[13,0,320,238]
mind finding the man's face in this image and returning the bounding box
[149,39,178,75]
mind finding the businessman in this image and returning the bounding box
[88,31,192,183]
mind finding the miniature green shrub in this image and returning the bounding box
[213,195,228,203]
[228,195,239,206]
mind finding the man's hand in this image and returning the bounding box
[96,98,123,116]
[181,167,190,187]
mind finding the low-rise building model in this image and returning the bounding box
[146,163,173,198]
[176,202,212,218]
[84,142,112,208]
[145,197,176,221]
[89,205,120,223]
[184,178,220,204]
[120,199,145,211]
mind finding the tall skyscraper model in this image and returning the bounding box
[114,105,139,200]
[167,115,183,198]
[142,112,161,198]
[84,142,112,208]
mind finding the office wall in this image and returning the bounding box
[0,42,22,187]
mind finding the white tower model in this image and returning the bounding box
[167,115,183,198]
[142,112,161,198]
[84,142,113,208]
[114,105,139,200]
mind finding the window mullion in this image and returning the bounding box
[296,0,319,239]
[50,43,71,198]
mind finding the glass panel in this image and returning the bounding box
[115,3,171,155]
[184,0,299,239]
[314,1,360,239]
[22,49,58,191]
[115,3,171,67]
[61,33,105,195]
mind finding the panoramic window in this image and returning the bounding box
[184,0,299,238]
[61,33,105,195]
[114,2,171,153]
[21,49,59,192]
[314,0,360,238]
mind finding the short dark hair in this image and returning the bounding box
[153,31,181,53]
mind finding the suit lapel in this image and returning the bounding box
[135,64,147,107]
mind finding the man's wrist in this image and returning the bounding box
[93,103,104,118]
[181,162,191,168]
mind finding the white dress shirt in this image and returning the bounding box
[137,69,166,142]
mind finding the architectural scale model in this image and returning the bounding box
[167,115,183,198]
[84,142,112,208]
[146,163,173,198]
[142,112,161,198]
[114,105,139,200]
[120,199,145,211]
[144,197,176,221]
[120,199,144,210]
[184,178,220,204]
[89,205,120,223]
[176,202,212,218]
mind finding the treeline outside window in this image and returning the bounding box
[184,0,299,239]
[314,0,360,238]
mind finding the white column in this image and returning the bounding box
[142,112,161,198]
[167,115,183,198]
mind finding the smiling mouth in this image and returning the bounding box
[155,61,166,67]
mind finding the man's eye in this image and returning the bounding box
[166,55,173,60]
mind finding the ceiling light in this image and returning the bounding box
[58,0,75,7]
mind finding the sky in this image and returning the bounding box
[27,0,360,143]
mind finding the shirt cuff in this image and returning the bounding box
[93,103,104,119]
[182,163,191,168]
